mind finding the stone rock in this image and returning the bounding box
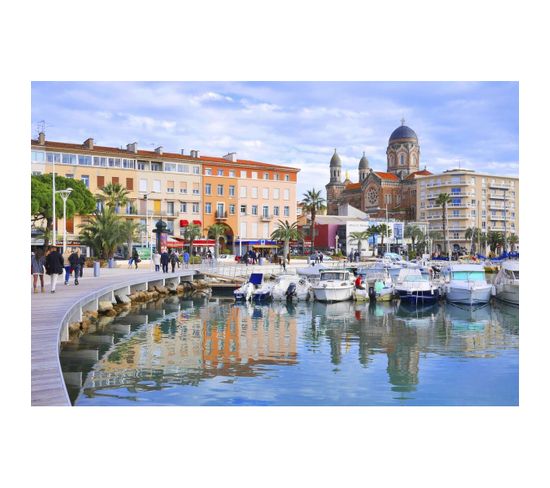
[155,285,169,294]
[97,315,115,328]
[83,310,99,319]
[166,282,177,291]
[176,284,185,293]
[115,293,131,304]
[98,301,114,312]
[69,322,81,332]
[104,308,118,317]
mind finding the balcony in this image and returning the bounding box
[426,202,474,209]
[427,191,474,199]
[215,210,228,221]
[261,214,273,222]
[489,193,507,200]
[489,182,512,190]
[426,180,469,188]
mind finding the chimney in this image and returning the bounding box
[127,142,138,153]
[83,137,94,150]
[38,132,45,146]
[190,150,200,158]
[180,149,185,155]
[155,146,163,155]
[223,152,237,162]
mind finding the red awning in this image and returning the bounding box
[192,239,215,246]
[179,219,189,227]
[192,220,202,226]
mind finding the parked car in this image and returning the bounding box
[217,254,235,261]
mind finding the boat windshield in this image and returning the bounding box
[452,271,486,281]
[321,272,347,281]
[506,270,519,279]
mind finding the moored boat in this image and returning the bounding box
[312,269,354,303]
[354,266,395,302]
[272,274,312,301]
[234,273,263,301]
[394,268,439,304]
[493,260,519,305]
[443,264,493,305]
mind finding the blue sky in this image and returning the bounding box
[31,81,518,196]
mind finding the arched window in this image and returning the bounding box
[400,154,405,165]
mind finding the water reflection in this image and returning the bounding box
[64,297,519,406]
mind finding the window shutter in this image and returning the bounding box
[97,176,105,188]
[126,178,134,190]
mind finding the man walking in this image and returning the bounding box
[160,249,169,273]
[169,250,178,273]
[68,248,81,285]
[45,246,64,293]
[183,250,190,268]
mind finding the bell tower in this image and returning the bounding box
[325,148,345,215]
[386,119,420,178]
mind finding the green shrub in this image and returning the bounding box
[189,256,202,264]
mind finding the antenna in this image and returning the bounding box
[35,120,48,137]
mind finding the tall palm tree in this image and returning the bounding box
[208,223,228,259]
[378,223,392,252]
[79,207,124,259]
[301,189,326,253]
[508,233,519,252]
[182,223,202,257]
[435,193,452,255]
[271,220,302,263]
[120,219,143,258]
[349,231,370,260]
[404,224,424,256]
[98,183,130,211]
[465,227,482,254]
[366,225,379,256]
[487,230,504,254]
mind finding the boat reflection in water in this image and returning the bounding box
[65,294,518,406]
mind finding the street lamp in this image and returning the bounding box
[143,191,159,268]
[55,188,72,254]
[335,234,339,255]
[52,158,57,247]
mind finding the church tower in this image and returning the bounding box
[325,148,345,215]
[358,152,369,182]
[386,119,420,178]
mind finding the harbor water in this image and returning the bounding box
[62,296,519,406]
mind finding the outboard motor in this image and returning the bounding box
[286,282,297,301]
[368,285,376,302]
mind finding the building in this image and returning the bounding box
[326,120,432,220]
[31,133,299,254]
[416,169,519,252]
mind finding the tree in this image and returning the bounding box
[120,219,143,258]
[508,234,519,252]
[435,193,452,255]
[349,231,370,260]
[465,227,481,254]
[79,208,125,259]
[378,223,392,252]
[182,223,202,256]
[404,224,424,257]
[271,220,302,263]
[301,189,326,253]
[98,182,130,211]
[366,225,379,256]
[208,223,229,259]
[487,231,505,254]
[31,174,96,248]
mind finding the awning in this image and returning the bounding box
[179,219,189,227]
[252,244,280,249]
[192,220,202,226]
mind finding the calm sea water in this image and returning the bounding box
[63,296,519,406]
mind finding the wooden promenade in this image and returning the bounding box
[31,266,197,406]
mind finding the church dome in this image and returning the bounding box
[330,148,342,167]
[389,121,418,143]
[359,152,369,169]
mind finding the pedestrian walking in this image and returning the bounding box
[45,246,64,293]
[169,250,178,273]
[132,248,140,269]
[62,247,72,285]
[319,253,324,263]
[31,250,46,293]
[160,249,169,273]
[153,251,161,272]
[183,251,190,268]
[78,252,86,278]
[68,248,81,285]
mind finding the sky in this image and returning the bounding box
[31,81,518,196]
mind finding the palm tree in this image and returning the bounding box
[465,226,482,254]
[349,231,370,260]
[378,223,392,252]
[435,193,452,255]
[404,224,424,257]
[79,207,124,259]
[182,223,202,257]
[366,225,379,256]
[120,219,143,258]
[508,234,519,252]
[487,231,504,254]
[301,188,326,253]
[98,183,130,211]
[271,220,302,263]
[208,223,228,259]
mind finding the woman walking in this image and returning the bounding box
[62,247,72,285]
[31,250,46,293]
[153,251,161,272]
[45,245,64,293]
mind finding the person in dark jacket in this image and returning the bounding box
[78,253,86,278]
[132,248,140,269]
[169,250,178,273]
[68,248,81,285]
[160,250,169,273]
[45,246,64,293]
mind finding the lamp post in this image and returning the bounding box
[503,187,508,253]
[143,191,158,269]
[52,158,56,247]
[55,188,72,254]
[335,234,339,255]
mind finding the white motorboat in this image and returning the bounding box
[443,264,493,305]
[354,266,395,302]
[493,260,519,305]
[234,272,263,301]
[252,275,276,302]
[312,269,355,303]
[394,268,440,304]
[297,263,327,286]
[271,274,312,301]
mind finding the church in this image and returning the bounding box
[325,121,432,220]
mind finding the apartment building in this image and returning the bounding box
[416,169,519,252]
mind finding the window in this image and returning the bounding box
[217,169,224,176]
[240,186,247,198]
[240,222,247,238]
[240,205,247,215]
[283,189,290,200]
[180,202,187,213]
[205,168,212,176]
[193,166,200,175]
[109,157,121,167]
[251,205,258,215]
[193,183,200,195]
[205,203,212,214]
[81,175,90,188]
[264,172,269,180]
[112,176,119,185]
[252,187,258,198]
[452,210,459,217]
[240,170,247,178]
[65,174,74,179]
[273,188,280,199]
[262,205,269,217]
[229,204,235,214]
[192,202,199,213]
[97,176,105,188]
[62,153,77,165]
[453,232,459,239]
[229,170,236,177]
[285,174,290,181]
[153,180,161,192]
[482,210,486,217]
[251,223,258,238]
[205,183,212,195]
[167,181,175,193]
[229,185,235,196]
[273,206,280,216]
[139,179,147,192]
[93,156,107,167]
[275,173,280,181]
[126,202,135,214]
[251,171,258,179]
[284,206,290,217]
[151,162,162,171]
[126,178,134,191]
[262,188,269,199]
[167,202,175,215]
[180,182,188,194]
[46,153,60,163]
[482,221,486,229]
[263,223,269,238]
[137,161,149,170]
[217,203,225,215]
[31,150,45,162]
[217,184,224,196]
[123,158,135,169]
[178,164,189,173]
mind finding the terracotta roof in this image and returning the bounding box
[31,139,300,172]
[344,182,361,190]
[405,169,433,180]
[374,171,400,181]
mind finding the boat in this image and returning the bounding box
[296,263,327,286]
[394,268,440,304]
[272,274,312,301]
[493,260,519,305]
[233,273,263,301]
[354,266,395,302]
[443,264,493,305]
[311,269,355,303]
[252,275,276,302]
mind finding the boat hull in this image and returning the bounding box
[446,285,492,305]
[397,288,439,304]
[495,284,519,305]
[313,285,354,302]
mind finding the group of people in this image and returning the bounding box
[31,246,86,293]
[152,249,191,273]
[309,251,325,266]
[348,250,361,263]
